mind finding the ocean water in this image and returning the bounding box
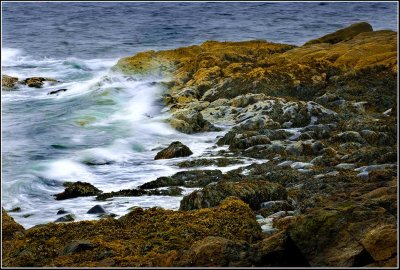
[1,2,398,228]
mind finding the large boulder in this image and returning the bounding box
[287,204,396,267]
[304,22,373,45]
[180,180,287,211]
[154,141,193,160]
[54,181,103,200]
[249,231,310,266]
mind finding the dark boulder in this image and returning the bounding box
[87,205,106,214]
[48,89,67,95]
[180,180,287,211]
[154,141,193,160]
[56,208,69,215]
[139,170,223,189]
[54,181,103,200]
[22,77,58,88]
[55,214,76,223]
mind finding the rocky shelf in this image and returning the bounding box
[2,22,397,267]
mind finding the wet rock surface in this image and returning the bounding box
[154,141,193,159]
[54,181,103,200]
[3,23,397,267]
[180,180,287,211]
[139,170,223,189]
[2,75,19,89]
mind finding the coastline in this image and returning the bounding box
[2,22,398,267]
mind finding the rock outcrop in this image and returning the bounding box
[154,141,193,159]
[55,181,103,200]
[2,75,19,89]
[3,22,397,267]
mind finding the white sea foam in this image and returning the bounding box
[33,159,96,182]
[1,47,24,65]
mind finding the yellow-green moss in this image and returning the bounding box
[2,197,262,267]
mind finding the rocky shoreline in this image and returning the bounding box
[2,22,398,267]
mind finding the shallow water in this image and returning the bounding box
[1,2,398,228]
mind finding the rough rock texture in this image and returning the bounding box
[2,75,19,89]
[3,22,397,267]
[139,170,223,189]
[2,208,25,241]
[96,186,183,201]
[180,180,287,211]
[2,198,263,267]
[154,141,193,160]
[22,77,58,88]
[55,181,103,200]
[304,22,373,45]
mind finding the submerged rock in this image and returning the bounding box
[154,141,193,160]
[56,208,69,215]
[54,181,103,200]
[87,205,106,214]
[48,88,67,95]
[55,214,76,223]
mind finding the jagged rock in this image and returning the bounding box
[55,181,102,200]
[180,180,287,211]
[154,141,193,160]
